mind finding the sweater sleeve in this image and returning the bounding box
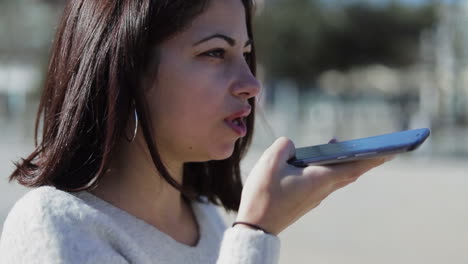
[216,227,280,264]
[0,188,129,264]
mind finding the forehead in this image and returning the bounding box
[177,0,248,42]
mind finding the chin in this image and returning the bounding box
[211,149,235,160]
[186,146,234,162]
[209,143,236,160]
[188,140,237,162]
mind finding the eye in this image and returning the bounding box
[202,48,226,59]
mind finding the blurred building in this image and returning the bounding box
[424,0,468,126]
[0,0,61,130]
[261,1,468,156]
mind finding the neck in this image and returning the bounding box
[91,135,188,228]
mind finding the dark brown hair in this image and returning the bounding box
[10,0,257,212]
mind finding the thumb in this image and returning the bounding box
[263,137,296,164]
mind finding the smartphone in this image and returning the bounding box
[288,128,430,167]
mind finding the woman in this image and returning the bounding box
[0,0,391,263]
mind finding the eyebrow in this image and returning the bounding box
[193,33,252,48]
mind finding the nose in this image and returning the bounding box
[231,65,261,101]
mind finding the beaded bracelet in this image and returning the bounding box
[231,221,272,235]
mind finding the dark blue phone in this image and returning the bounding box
[288,128,430,167]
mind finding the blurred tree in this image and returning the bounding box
[0,0,62,62]
[254,0,437,90]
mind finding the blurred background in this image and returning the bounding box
[0,0,467,263]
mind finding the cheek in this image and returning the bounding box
[145,54,236,161]
[153,80,222,125]
[147,71,229,150]
[155,62,227,122]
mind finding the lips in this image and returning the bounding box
[224,107,251,137]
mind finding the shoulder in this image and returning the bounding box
[3,186,82,225]
[10,185,82,209]
[3,186,93,229]
[0,186,127,263]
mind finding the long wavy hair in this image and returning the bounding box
[10,0,257,212]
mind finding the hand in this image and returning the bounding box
[236,137,391,235]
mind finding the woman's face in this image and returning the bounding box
[146,0,260,164]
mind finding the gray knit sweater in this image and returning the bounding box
[0,186,280,264]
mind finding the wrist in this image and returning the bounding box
[232,221,273,235]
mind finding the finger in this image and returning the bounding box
[307,157,386,183]
[383,155,396,162]
[333,178,359,190]
[328,137,339,144]
[263,137,296,164]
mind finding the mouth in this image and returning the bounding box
[224,108,250,137]
[224,117,247,137]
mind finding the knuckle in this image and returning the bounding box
[306,164,330,175]
[347,175,359,183]
[349,169,363,179]
[350,168,368,182]
[337,168,362,183]
[369,158,385,168]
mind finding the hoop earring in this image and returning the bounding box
[126,108,138,142]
